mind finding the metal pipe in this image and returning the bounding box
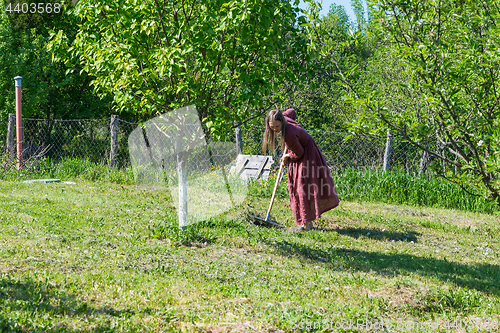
[15,76,22,170]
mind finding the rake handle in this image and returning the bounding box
[266,147,288,220]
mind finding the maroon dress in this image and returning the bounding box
[283,108,339,225]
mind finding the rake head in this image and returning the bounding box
[247,214,285,228]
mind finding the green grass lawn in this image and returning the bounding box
[0,179,499,332]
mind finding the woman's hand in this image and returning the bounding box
[280,153,290,165]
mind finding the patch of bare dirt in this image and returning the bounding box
[367,285,420,309]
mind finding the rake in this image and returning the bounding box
[248,148,287,228]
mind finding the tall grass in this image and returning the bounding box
[335,168,498,215]
[246,167,497,214]
[2,157,497,214]
[0,157,134,184]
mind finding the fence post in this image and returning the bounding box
[6,114,15,158]
[235,122,242,155]
[109,115,119,168]
[14,76,23,170]
[418,150,429,176]
[383,128,393,171]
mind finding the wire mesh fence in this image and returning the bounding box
[3,114,431,176]
[238,123,427,175]
[4,116,139,169]
[23,118,111,163]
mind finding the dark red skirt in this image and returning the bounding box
[287,138,339,225]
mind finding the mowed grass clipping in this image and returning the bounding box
[0,176,499,332]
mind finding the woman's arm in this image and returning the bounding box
[285,132,304,162]
[282,108,303,162]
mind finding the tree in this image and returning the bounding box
[0,0,111,121]
[51,0,312,137]
[349,0,500,208]
[351,0,366,30]
[50,0,313,227]
[280,3,374,131]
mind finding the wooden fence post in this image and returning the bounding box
[235,122,242,155]
[418,150,429,176]
[109,115,119,168]
[6,114,15,158]
[383,128,393,171]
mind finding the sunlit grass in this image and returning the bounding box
[1,158,496,215]
[0,177,499,332]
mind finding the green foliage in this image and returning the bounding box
[0,1,112,120]
[43,158,134,183]
[348,0,500,208]
[3,155,497,214]
[247,173,289,199]
[351,0,366,30]
[148,217,220,245]
[414,287,483,315]
[51,0,312,137]
[283,2,373,132]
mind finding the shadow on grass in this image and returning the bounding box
[0,277,170,332]
[317,226,420,243]
[268,240,500,296]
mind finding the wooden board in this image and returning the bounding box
[230,155,274,181]
[23,179,61,184]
